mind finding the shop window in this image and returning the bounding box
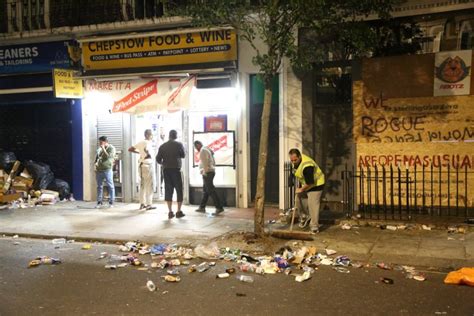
[6,0,45,32]
[461,31,474,49]
[122,0,165,20]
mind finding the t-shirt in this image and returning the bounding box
[134,140,154,164]
[156,140,185,169]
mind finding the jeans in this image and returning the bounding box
[96,169,115,204]
[295,190,322,229]
[199,171,223,209]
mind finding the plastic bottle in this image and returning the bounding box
[146,280,156,291]
[237,275,254,283]
[52,238,67,245]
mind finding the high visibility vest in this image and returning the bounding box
[293,154,325,188]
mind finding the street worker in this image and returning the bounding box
[156,129,186,219]
[289,148,325,233]
[128,129,156,210]
[194,140,224,215]
[94,136,116,208]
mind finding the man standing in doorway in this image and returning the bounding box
[128,129,156,210]
[289,148,325,233]
[194,140,224,215]
[156,130,185,219]
[95,136,116,208]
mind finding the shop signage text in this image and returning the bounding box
[82,29,237,71]
[53,68,83,99]
[0,41,74,74]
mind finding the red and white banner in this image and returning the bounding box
[193,132,235,167]
[85,76,196,114]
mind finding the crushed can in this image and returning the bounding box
[162,275,181,282]
[188,265,197,273]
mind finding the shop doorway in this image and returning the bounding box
[249,75,279,205]
[131,111,185,202]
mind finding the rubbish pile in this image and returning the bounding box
[87,240,430,287]
[0,151,71,208]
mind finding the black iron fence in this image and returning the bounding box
[342,164,474,220]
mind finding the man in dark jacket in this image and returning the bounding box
[156,130,185,219]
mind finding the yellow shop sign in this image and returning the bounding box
[53,68,83,98]
[81,28,237,71]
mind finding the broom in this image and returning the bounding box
[270,195,314,241]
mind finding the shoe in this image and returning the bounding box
[213,208,224,215]
[195,208,206,213]
[95,202,103,209]
[310,226,320,234]
[176,211,185,218]
[139,204,146,210]
[108,203,114,208]
[168,211,175,219]
[298,217,311,229]
[146,205,156,210]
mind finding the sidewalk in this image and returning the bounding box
[0,201,472,269]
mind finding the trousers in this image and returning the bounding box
[295,190,322,229]
[140,163,154,206]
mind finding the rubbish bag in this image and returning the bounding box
[194,242,220,259]
[444,267,474,286]
[47,179,71,200]
[0,152,17,172]
[24,160,55,190]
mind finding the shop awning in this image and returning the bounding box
[84,75,197,114]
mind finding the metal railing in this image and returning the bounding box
[342,164,473,220]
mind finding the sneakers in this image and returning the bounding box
[168,211,175,219]
[214,208,224,215]
[195,208,206,213]
[95,202,103,209]
[145,205,156,210]
[139,204,146,210]
[310,226,320,234]
[176,211,185,218]
[108,202,114,208]
[298,217,311,228]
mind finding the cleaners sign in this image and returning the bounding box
[81,28,237,71]
[0,41,73,74]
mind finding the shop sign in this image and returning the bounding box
[84,76,196,114]
[192,131,235,167]
[82,28,237,71]
[434,50,471,96]
[0,41,77,75]
[53,68,83,98]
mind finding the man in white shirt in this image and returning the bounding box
[194,140,224,215]
[128,129,156,210]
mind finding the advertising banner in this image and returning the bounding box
[434,50,471,96]
[0,41,77,74]
[53,68,83,98]
[192,131,235,167]
[81,28,237,71]
[84,76,196,114]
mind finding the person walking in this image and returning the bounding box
[94,136,116,208]
[156,130,185,219]
[194,140,224,215]
[128,129,156,210]
[289,148,325,233]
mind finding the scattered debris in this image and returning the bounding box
[380,277,394,284]
[82,244,92,250]
[28,256,61,268]
[162,275,181,282]
[341,223,352,230]
[444,267,474,286]
[146,280,156,292]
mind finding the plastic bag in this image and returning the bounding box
[444,267,474,286]
[47,179,71,200]
[0,152,17,172]
[194,242,220,259]
[24,160,55,190]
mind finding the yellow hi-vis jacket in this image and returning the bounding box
[293,154,325,188]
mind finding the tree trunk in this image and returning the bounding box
[254,87,273,236]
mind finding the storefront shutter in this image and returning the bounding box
[97,114,124,152]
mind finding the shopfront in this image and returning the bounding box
[79,28,241,206]
[0,40,83,199]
